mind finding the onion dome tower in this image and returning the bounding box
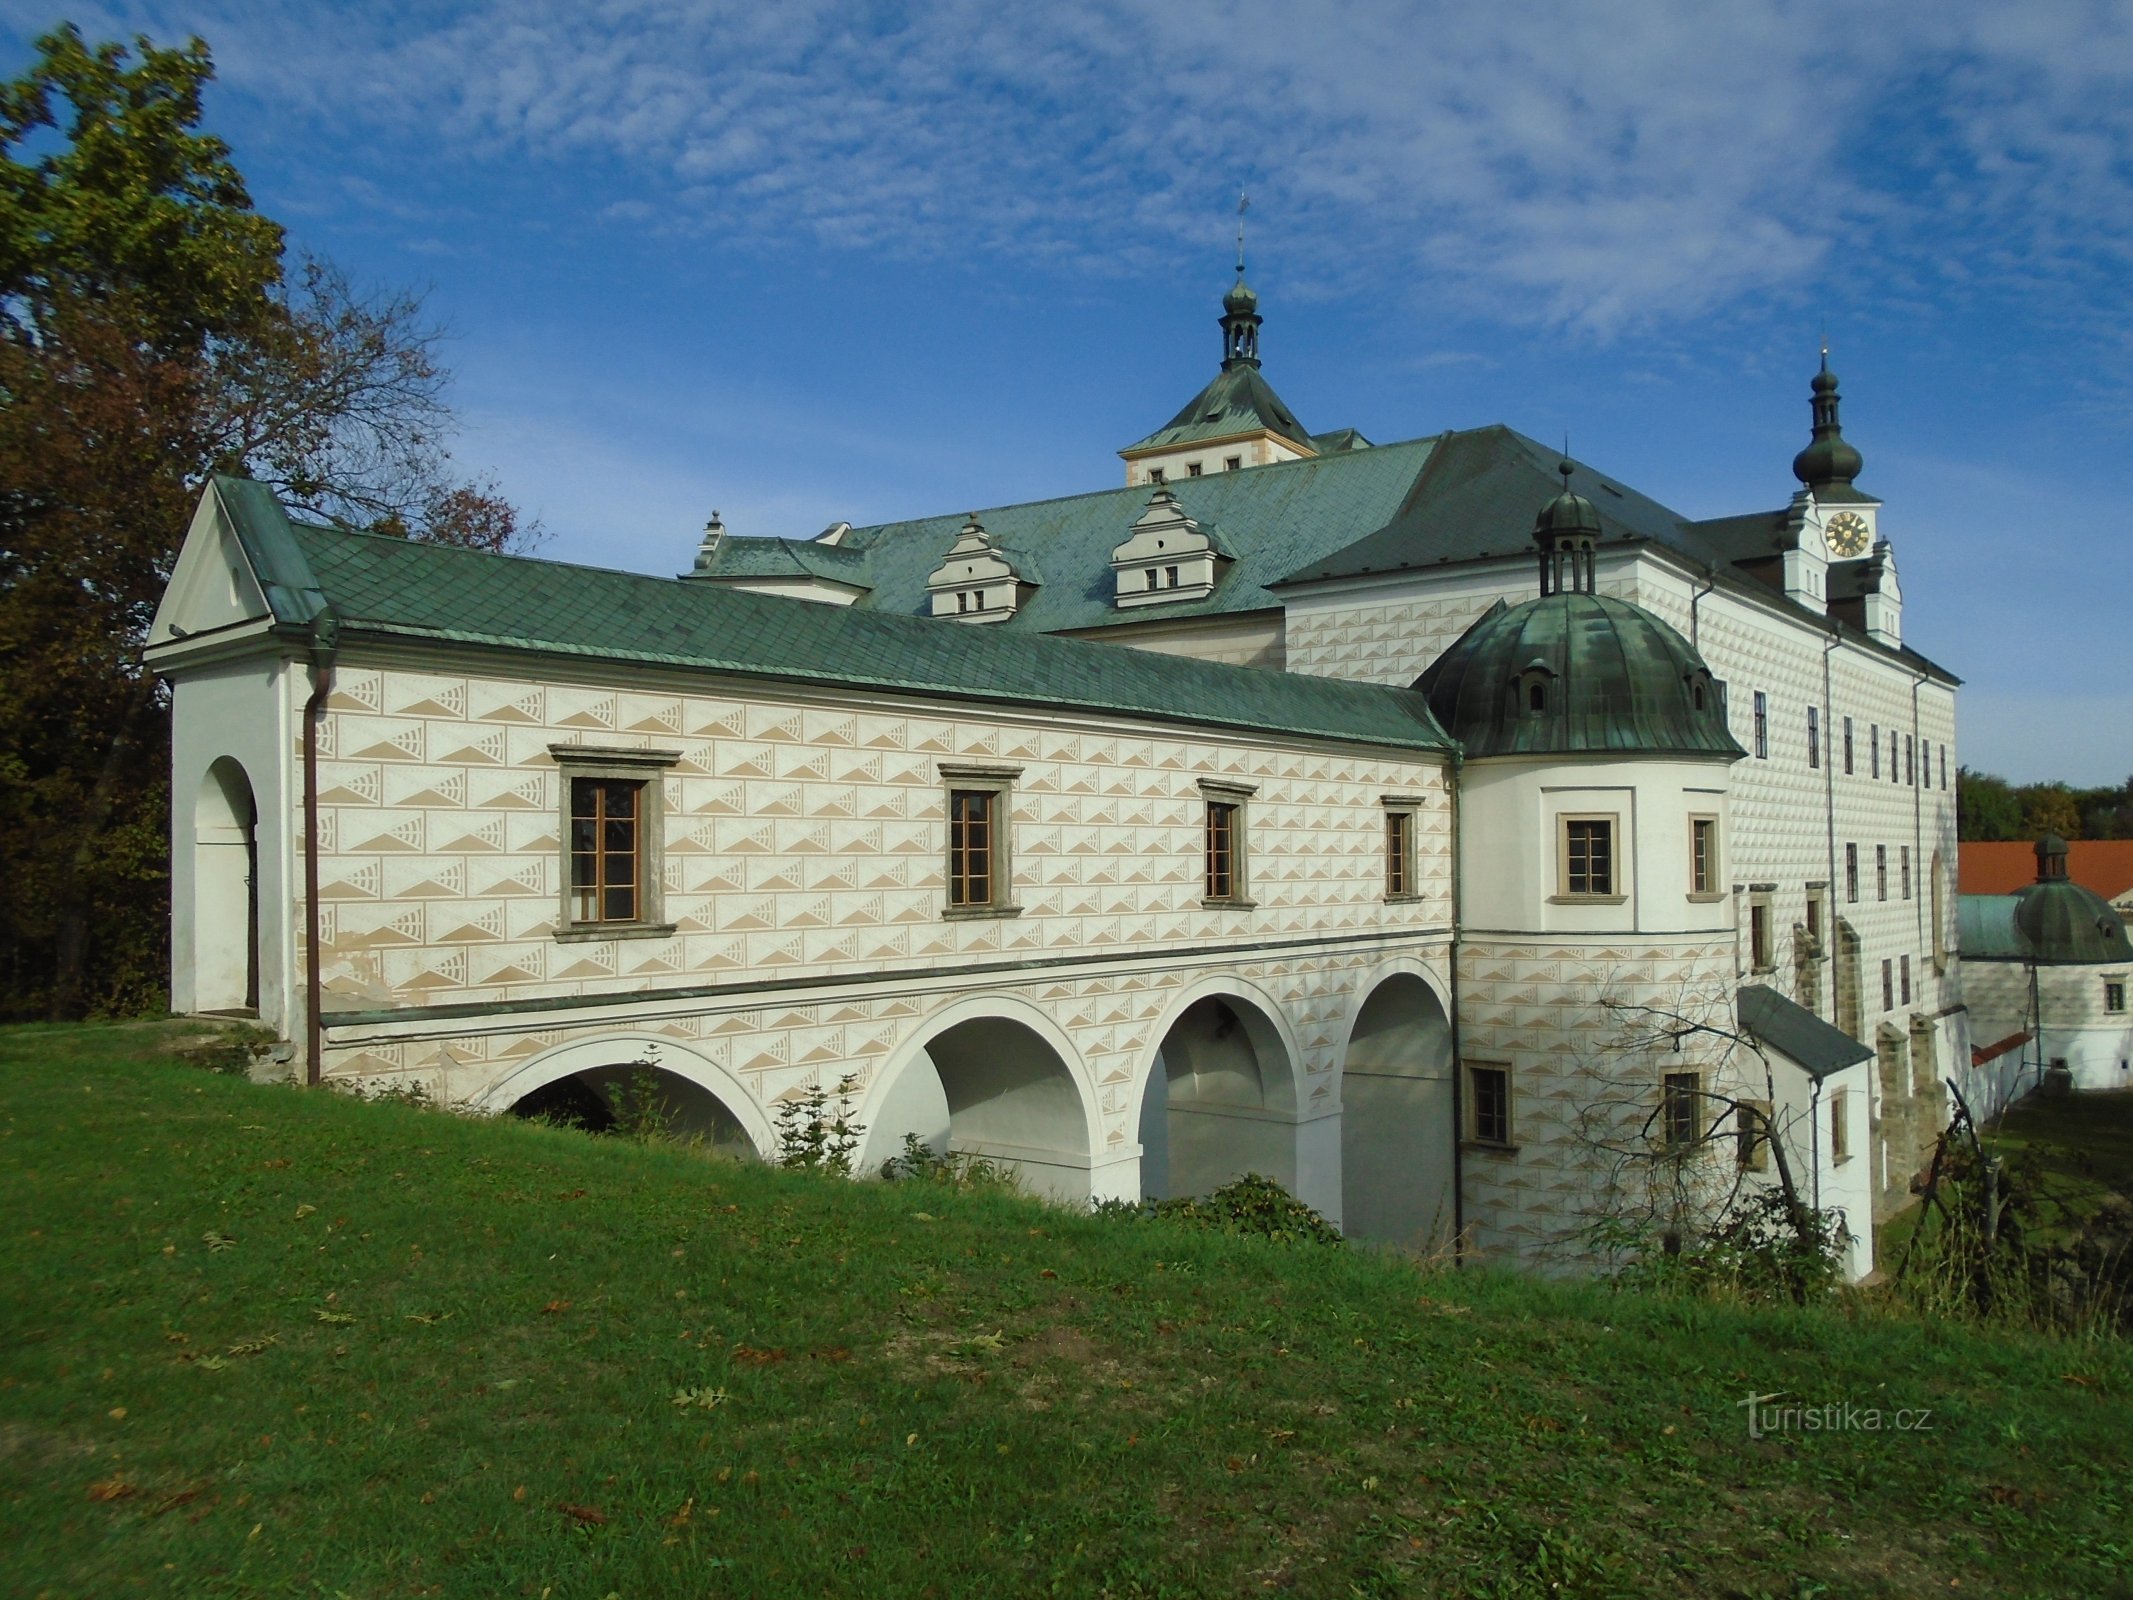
[2012,836,2133,964]
[1791,352,1866,495]
[1417,463,1742,760]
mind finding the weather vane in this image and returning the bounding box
[1236,189,1250,274]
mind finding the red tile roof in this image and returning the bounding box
[1959,840,2133,900]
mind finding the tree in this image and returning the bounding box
[1551,988,1847,1304]
[1958,767,2022,841]
[1,26,534,1017]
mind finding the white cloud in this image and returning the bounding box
[10,1,2132,342]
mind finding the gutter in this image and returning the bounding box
[301,611,340,1087]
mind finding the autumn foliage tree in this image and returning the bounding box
[1,25,533,1017]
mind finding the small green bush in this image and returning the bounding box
[1098,1173,1344,1246]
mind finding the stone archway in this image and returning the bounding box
[859,999,1099,1203]
[1135,984,1319,1209]
[1338,970,1454,1250]
[480,1035,775,1161]
[193,757,259,1014]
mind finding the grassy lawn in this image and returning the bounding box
[1991,1089,2133,1240]
[4,1023,2132,1599]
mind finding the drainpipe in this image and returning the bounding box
[1909,669,1928,952]
[1688,564,1718,653]
[1446,749,1466,1263]
[302,613,339,1087]
[1822,624,1841,1023]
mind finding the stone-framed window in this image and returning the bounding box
[1200,780,1255,907]
[1876,844,1889,902]
[1830,1088,1851,1162]
[1900,954,1912,1006]
[940,764,1022,919]
[1843,716,1855,775]
[1749,888,1776,973]
[1689,815,1722,899]
[1807,705,1820,769]
[551,744,679,941]
[1870,723,1880,779]
[1846,843,1859,903]
[1736,1099,1772,1172]
[1661,1071,1702,1150]
[1900,845,1911,901]
[2105,980,2126,1014]
[1382,795,1421,901]
[1557,814,1620,901]
[1466,1061,1514,1149]
[1752,690,1768,759]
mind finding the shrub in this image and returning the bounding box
[774,1073,864,1175]
[1098,1174,1344,1247]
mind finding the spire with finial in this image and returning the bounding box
[691,509,727,575]
[1533,457,1601,596]
[1791,343,1865,492]
[1220,190,1261,370]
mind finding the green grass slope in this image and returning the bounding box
[3,1023,2130,1599]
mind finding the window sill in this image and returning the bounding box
[941,904,1024,921]
[1461,1140,1519,1157]
[1549,893,1627,905]
[1382,893,1423,905]
[1750,963,1779,976]
[1687,891,1727,904]
[1201,897,1258,911]
[555,922,677,944]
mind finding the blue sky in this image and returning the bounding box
[9,1,2132,784]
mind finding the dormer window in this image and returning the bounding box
[1187,462,1203,477]
[1111,487,1229,610]
[1511,660,1557,718]
[925,516,1035,624]
[1148,468,1166,485]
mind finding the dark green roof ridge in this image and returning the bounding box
[259,499,1453,755]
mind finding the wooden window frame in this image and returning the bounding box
[1807,705,1821,769]
[1689,815,1722,900]
[1465,1061,1515,1150]
[1876,844,1888,902]
[1661,1071,1702,1151]
[2104,980,2125,1014]
[1199,780,1256,908]
[1830,1088,1851,1162]
[1382,796,1421,902]
[1749,889,1775,973]
[1752,690,1768,759]
[940,764,1022,919]
[1845,843,1859,903]
[1736,1099,1772,1172]
[551,744,679,942]
[1556,813,1623,902]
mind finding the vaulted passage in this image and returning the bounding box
[193,757,260,1014]
[510,1064,757,1160]
[1339,974,1454,1250]
[1137,994,1305,1203]
[864,1015,1093,1202]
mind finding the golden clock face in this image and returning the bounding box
[1825,511,1871,558]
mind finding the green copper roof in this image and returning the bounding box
[1122,362,1315,455]
[1416,592,1745,760]
[1960,888,2133,966]
[1737,984,1874,1079]
[209,480,1451,754]
[695,437,1441,635]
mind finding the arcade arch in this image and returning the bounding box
[484,1035,772,1161]
[1135,981,1314,1206]
[192,757,260,1013]
[858,997,1098,1203]
[1338,969,1455,1250]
